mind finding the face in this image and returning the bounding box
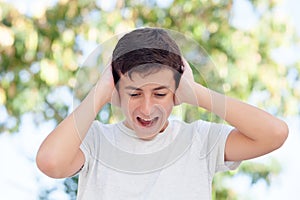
[118,68,176,140]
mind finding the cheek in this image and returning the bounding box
[164,104,173,114]
[160,98,174,114]
[121,98,137,113]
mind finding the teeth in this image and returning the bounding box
[138,117,154,122]
[142,118,152,122]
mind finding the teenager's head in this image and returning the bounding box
[111,28,184,139]
[112,28,184,90]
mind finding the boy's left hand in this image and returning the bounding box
[174,57,198,106]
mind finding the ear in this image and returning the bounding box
[111,87,121,107]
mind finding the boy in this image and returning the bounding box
[36,28,288,199]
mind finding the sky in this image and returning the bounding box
[0,0,300,199]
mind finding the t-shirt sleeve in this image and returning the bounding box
[213,124,241,172]
[196,121,241,174]
[79,120,99,174]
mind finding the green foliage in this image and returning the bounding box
[212,159,282,200]
[1,0,298,199]
[239,159,282,186]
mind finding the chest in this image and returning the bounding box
[85,149,212,200]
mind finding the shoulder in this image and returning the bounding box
[178,120,233,156]
[83,120,119,145]
[170,119,233,135]
[88,120,119,134]
[169,119,214,135]
[190,120,233,138]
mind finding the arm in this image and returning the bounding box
[175,58,289,162]
[36,63,117,178]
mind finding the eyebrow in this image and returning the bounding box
[124,86,170,91]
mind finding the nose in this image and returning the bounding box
[140,97,154,116]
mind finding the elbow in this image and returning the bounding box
[271,120,289,150]
[36,149,66,179]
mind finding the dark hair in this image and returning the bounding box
[112,28,184,89]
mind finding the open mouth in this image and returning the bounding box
[137,117,159,127]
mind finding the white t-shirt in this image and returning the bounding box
[77,119,240,200]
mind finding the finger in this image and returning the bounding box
[182,57,189,67]
[111,88,121,107]
[181,57,190,71]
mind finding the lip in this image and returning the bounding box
[136,116,159,127]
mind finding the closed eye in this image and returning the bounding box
[128,93,141,97]
[155,93,167,97]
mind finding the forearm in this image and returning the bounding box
[36,85,107,175]
[192,83,288,142]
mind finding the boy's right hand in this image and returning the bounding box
[95,61,120,107]
[174,57,198,106]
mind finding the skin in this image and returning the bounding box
[36,58,289,178]
[118,68,176,140]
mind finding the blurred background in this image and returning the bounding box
[0,0,299,199]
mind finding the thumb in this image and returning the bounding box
[173,91,182,106]
[111,88,121,107]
